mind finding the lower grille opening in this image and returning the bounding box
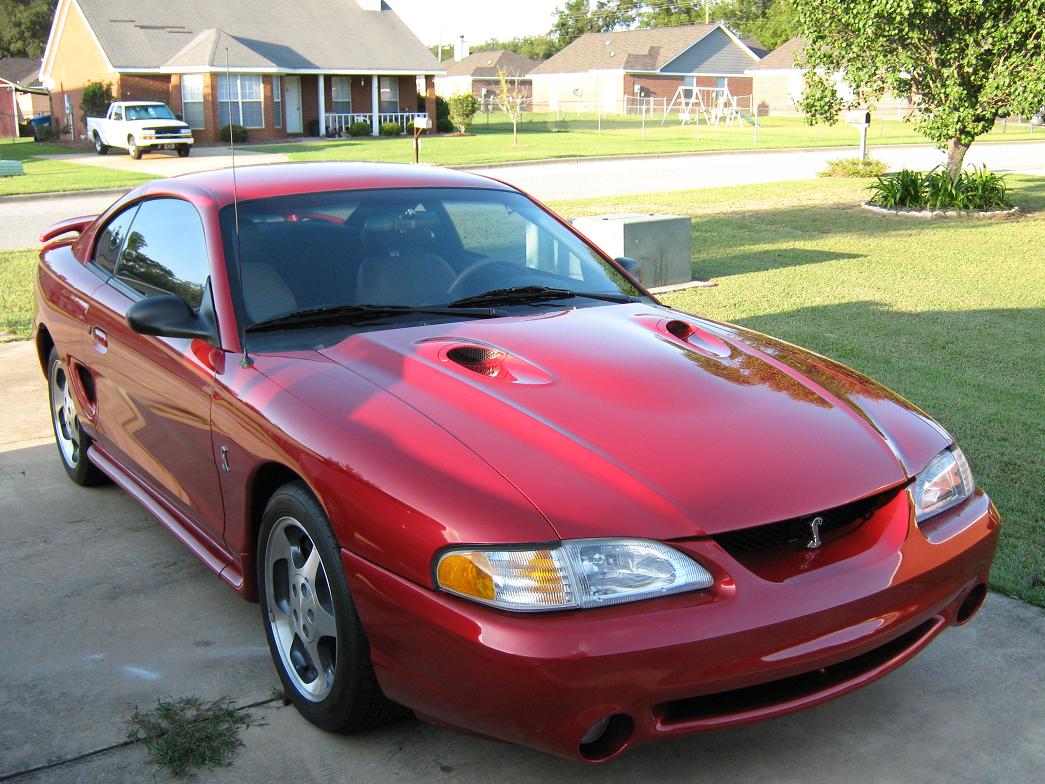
[657,619,936,725]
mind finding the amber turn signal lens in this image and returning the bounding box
[436,552,496,601]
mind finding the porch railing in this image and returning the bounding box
[325,112,428,136]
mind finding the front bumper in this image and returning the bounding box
[343,490,999,762]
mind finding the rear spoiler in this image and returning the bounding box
[40,215,98,244]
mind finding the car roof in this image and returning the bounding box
[133,161,516,208]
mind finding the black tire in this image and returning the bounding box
[94,133,108,155]
[47,348,107,487]
[128,136,143,160]
[258,481,400,732]
[176,145,191,158]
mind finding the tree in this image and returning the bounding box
[794,0,1045,176]
[0,0,56,59]
[448,93,480,134]
[495,68,528,146]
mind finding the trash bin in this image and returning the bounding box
[572,213,692,288]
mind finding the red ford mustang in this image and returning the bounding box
[34,162,998,762]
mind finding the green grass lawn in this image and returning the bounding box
[248,115,1042,166]
[0,138,155,196]
[0,249,36,338]
[553,175,1045,607]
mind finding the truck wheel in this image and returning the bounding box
[128,136,143,160]
[177,145,191,158]
[94,133,108,155]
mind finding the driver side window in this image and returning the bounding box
[445,201,529,265]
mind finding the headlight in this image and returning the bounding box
[912,446,975,521]
[435,538,713,612]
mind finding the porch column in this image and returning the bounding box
[317,74,326,137]
[370,74,380,136]
[425,75,436,132]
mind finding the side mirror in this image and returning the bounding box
[615,256,641,277]
[127,294,218,345]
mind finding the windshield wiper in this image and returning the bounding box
[447,285,638,308]
[246,303,503,333]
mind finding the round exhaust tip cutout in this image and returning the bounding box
[579,714,634,762]
[956,583,987,624]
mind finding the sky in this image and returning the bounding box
[385,0,564,47]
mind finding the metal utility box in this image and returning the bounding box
[571,213,692,288]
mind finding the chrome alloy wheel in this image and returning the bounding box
[265,517,339,702]
[50,359,80,467]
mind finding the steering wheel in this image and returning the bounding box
[447,258,513,297]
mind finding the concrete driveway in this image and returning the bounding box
[1,339,1043,783]
[3,141,1042,251]
[38,144,288,176]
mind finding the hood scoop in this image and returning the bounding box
[663,319,732,357]
[447,345,508,377]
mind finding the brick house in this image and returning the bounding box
[39,0,444,142]
[529,23,766,114]
[0,58,50,138]
[435,50,540,109]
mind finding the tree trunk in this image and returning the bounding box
[946,137,971,177]
[512,120,518,147]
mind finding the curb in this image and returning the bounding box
[0,187,130,204]
[449,138,1045,171]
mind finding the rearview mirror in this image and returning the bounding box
[127,294,219,345]
[615,256,641,276]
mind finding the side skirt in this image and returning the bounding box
[87,444,247,594]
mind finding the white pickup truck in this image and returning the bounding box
[86,101,194,160]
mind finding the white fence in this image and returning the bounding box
[325,112,428,136]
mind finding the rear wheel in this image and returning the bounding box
[47,348,106,486]
[176,144,191,158]
[93,133,108,155]
[258,482,399,732]
[128,135,143,160]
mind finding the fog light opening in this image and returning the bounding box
[579,714,634,762]
[955,583,987,625]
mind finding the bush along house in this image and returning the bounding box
[39,0,444,142]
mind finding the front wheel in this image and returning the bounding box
[128,136,143,160]
[176,145,191,158]
[94,133,108,155]
[258,482,399,732]
[47,348,107,486]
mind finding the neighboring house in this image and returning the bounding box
[529,23,766,113]
[0,57,50,138]
[435,50,540,108]
[39,0,444,142]
[746,37,913,118]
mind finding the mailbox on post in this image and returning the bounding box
[412,116,432,163]
[845,110,872,160]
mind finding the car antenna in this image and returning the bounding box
[225,46,252,369]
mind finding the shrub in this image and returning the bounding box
[220,124,248,143]
[436,118,454,133]
[867,167,1011,211]
[820,157,887,178]
[34,124,59,143]
[448,93,480,133]
[307,118,320,137]
[379,122,402,136]
[80,81,114,125]
[419,95,450,123]
[349,121,372,137]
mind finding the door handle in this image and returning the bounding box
[90,326,108,351]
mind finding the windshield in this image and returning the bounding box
[124,104,176,121]
[219,187,644,331]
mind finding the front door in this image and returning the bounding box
[285,76,302,133]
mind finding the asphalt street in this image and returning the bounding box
[0,340,1043,783]
[2,140,1043,250]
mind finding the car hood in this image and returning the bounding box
[319,303,949,540]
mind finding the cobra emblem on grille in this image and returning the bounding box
[806,516,824,549]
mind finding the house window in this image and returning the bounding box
[181,74,205,129]
[217,73,264,129]
[378,76,399,113]
[331,77,352,114]
[273,76,282,128]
